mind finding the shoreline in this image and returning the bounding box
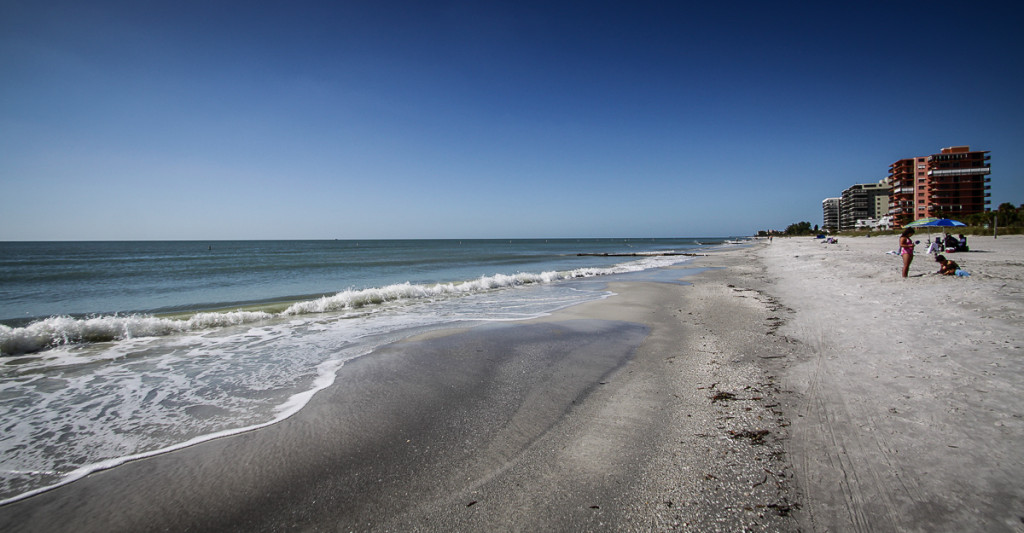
[2,235,1020,531]
[0,247,799,531]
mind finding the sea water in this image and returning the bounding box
[0,238,737,503]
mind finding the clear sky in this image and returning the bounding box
[2,1,1022,240]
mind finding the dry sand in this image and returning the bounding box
[1,235,1021,532]
[756,234,1024,532]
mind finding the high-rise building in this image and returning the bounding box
[888,146,991,227]
[927,146,992,217]
[840,181,890,230]
[889,157,928,225]
[822,197,841,230]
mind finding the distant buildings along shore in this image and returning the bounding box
[822,146,991,231]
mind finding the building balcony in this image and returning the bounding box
[927,167,992,177]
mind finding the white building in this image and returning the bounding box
[822,197,841,231]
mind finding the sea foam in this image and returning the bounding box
[1,254,686,356]
[0,246,699,504]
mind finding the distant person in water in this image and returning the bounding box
[899,228,916,278]
[935,255,960,275]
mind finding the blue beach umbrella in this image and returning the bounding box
[905,218,967,246]
[905,218,966,228]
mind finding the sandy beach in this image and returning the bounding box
[2,235,1022,532]
[759,233,1024,532]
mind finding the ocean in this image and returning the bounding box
[0,238,738,503]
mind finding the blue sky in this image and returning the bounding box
[2,1,1022,240]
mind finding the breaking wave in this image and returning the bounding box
[1,255,686,356]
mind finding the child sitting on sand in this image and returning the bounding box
[935,255,961,276]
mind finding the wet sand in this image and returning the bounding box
[0,249,797,532]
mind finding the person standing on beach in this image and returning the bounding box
[899,228,916,277]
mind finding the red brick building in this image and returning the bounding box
[888,146,991,227]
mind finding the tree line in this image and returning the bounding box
[953,203,1023,228]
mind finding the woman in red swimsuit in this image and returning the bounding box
[899,228,916,278]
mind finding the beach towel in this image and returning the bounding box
[955,269,970,277]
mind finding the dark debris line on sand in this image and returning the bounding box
[639,260,803,532]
